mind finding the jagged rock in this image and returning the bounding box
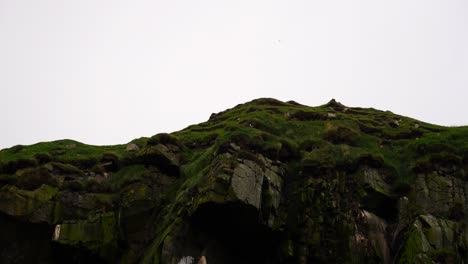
[138,143,181,175]
[412,173,467,216]
[362,167,392,196]
[126,143,140,152]
[326,99,346,111]
[399,214,465,263]
[231,160,264,208]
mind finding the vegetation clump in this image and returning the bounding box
[323,124,359,145]
[34,153,53,165]
[147,133,180,147]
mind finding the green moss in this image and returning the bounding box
[147,133,180,147]
[180,146,216,190]
[53,200,63,224]
[141,218,178,264]
[119,183,154,216]
[19,184,58,201]
[0,184,58,217]
[301,144,336,174]
[0,158,37,174]
[108,165,148,191]
[323,124,359,145]
[57,212,118,260]
[0,139,127,171]
[398,225,432,264]
[34,152,53,164]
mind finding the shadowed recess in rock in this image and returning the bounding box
[188,202,281,264]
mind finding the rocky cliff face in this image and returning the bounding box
[0,98,467,263]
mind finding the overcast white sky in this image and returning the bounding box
[1,0,467,150]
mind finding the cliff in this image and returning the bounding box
[0,98,467,263]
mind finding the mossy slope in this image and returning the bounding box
[0,98,467,263]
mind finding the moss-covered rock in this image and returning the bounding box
[53,212,119,261]
[398,215,465,263]
[0,98,467,263]
[0,184,58,223]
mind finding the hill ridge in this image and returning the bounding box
[0,98,467,263]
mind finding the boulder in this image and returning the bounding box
[139,143,181,176]
[126,143,140,152]
[231,160,264,209]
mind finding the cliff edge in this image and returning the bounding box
[0,98,467,263]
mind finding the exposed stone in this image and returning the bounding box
[362,167,391,196]
[412,173,467,216]
[53,224,61,241]
[177,256,194,264]
[390,120,400,127]
[126,143,140,152]
[399,214,464,263]
[231,161,264,209]
[229,143,240,151]
[139,143,181,175]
